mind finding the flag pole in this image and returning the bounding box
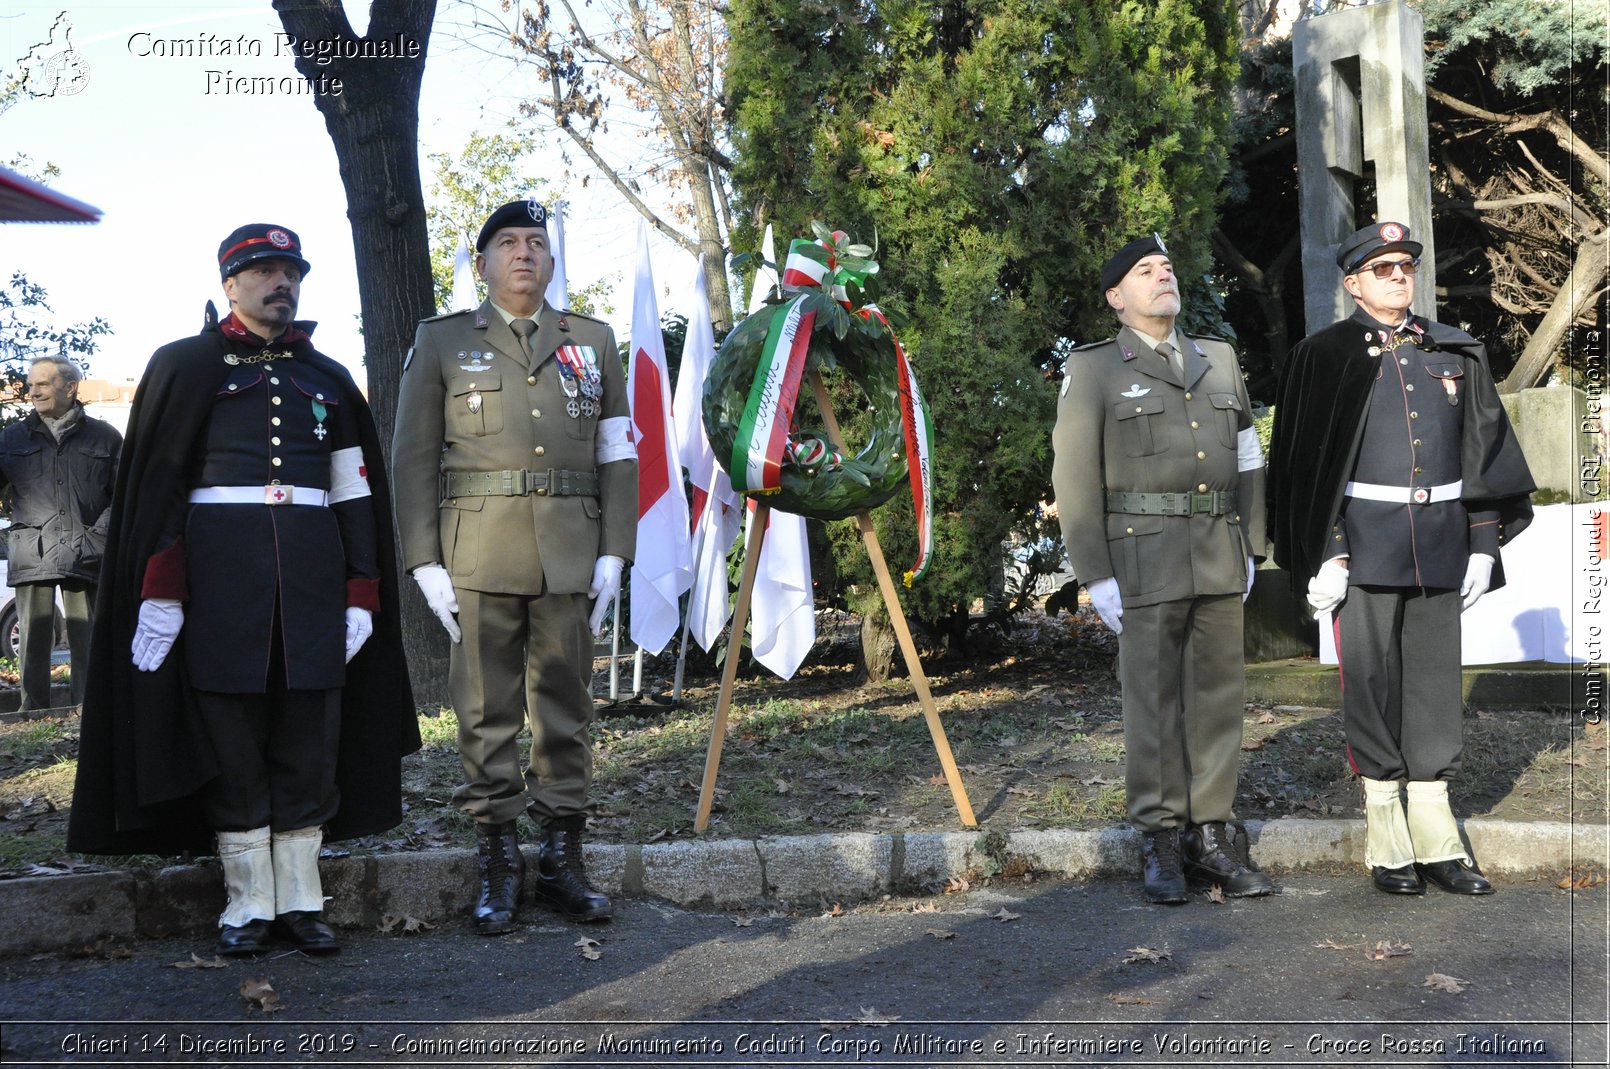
[694,499,768,832]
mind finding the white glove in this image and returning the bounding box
[1460,553,1495,611]
[1086,576,1123,634]
[344,607,373,663]
[412,563,461,643]
[588,555,625,635]
[1306,558,1350,614]
[132,598,184,672]
[1243,558,1256,603]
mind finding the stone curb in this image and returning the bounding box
[0,818,1602,958]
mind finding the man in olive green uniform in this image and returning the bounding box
[393,199,637,933]
[1052,235,1270,904]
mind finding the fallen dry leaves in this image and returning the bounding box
[991,907,1021,922]
[1106,993,1155,1005]
[942,876,970,894]
[239,976,282,1013]
[1313,938,1363,951]
[171,953,227,970]
[1558,868,1606,890]
[856,1007,899,1026]
[1256,710,1277,725]
[377,913,434,935]
[1422,973,1469,994]
[732,916,753,928]
[1124,945,1171,964]
[575,936,602,961]
[1205,885,1226,904]
[909,900,939,914]
[1364,940,1413,961]
[925,928,955,940]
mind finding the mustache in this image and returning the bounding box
[263,291,295,305]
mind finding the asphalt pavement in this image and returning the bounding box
[0,871,1604,1068]
[0,818,1606,1069]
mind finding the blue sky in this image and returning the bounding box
[2,2,704,387]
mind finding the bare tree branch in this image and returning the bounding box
[1428,86,1610,186]
[1501,230,1610,393]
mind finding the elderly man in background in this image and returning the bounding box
[0,356,121,711]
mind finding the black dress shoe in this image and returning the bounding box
[1140,829,1189,905]
[1371,864,1426,895]
[1182,821,1274,897]
[276,910,341,953]
[1417,859,1495,896]
[216,918,272,956]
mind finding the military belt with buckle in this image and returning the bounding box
[442,469,600,499]
[1104,489,1239,516]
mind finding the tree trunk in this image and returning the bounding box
[1500,230,1610,394]
[273,0,451,702]
[858,602,901,682]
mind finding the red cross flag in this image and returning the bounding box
[627,223,692,654]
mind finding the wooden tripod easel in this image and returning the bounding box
[693,372,977,831]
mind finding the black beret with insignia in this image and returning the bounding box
[476,199,549,252]
[1100,233,1167,291]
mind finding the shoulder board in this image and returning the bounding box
[1185,332,1230,344]
[1072,337,1116,352]
[556,308,606,326]
[421,309,473,324]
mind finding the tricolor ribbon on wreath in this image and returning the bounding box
[727,229,934,585]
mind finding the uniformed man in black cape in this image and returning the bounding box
[1268,221,1534,897]
[68,224,419,954]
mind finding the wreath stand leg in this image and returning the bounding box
[691,374,977,832]
[694,500,770,832]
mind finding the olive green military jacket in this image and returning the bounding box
[393,300,637,596]
[1051,327,1264,608]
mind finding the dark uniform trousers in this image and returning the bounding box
[451,588,593,825]
[1338,585,1463,782]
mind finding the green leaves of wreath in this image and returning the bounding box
[703,287,909,522]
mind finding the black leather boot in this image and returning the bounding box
[1182,820,1274,897]
[533,817,612,921]
[1140,828,1189,904]
[473,820,525,935]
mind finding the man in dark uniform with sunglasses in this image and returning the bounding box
[1268,221,1533,898]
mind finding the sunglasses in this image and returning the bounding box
[1355,257,1420,279]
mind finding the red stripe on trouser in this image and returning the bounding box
[1333,608,1362,775]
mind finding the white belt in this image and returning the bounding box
[1345,479,1462,505]
[189,485,330,507]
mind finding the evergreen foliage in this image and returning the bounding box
[725,0,1241,640]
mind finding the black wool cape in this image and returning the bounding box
[67,319,420,857]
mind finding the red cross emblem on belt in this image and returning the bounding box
[1412,487,1430,505]
[266,486,289,505]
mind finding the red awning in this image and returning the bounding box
[0,165,101,224]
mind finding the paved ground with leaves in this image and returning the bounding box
[0,873,1602,1067]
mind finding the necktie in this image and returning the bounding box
[1157,340,1182,376]
[512,317,538,362]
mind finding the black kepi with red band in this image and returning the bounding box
[1336,221,1423,274]
[218,223,313,280]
